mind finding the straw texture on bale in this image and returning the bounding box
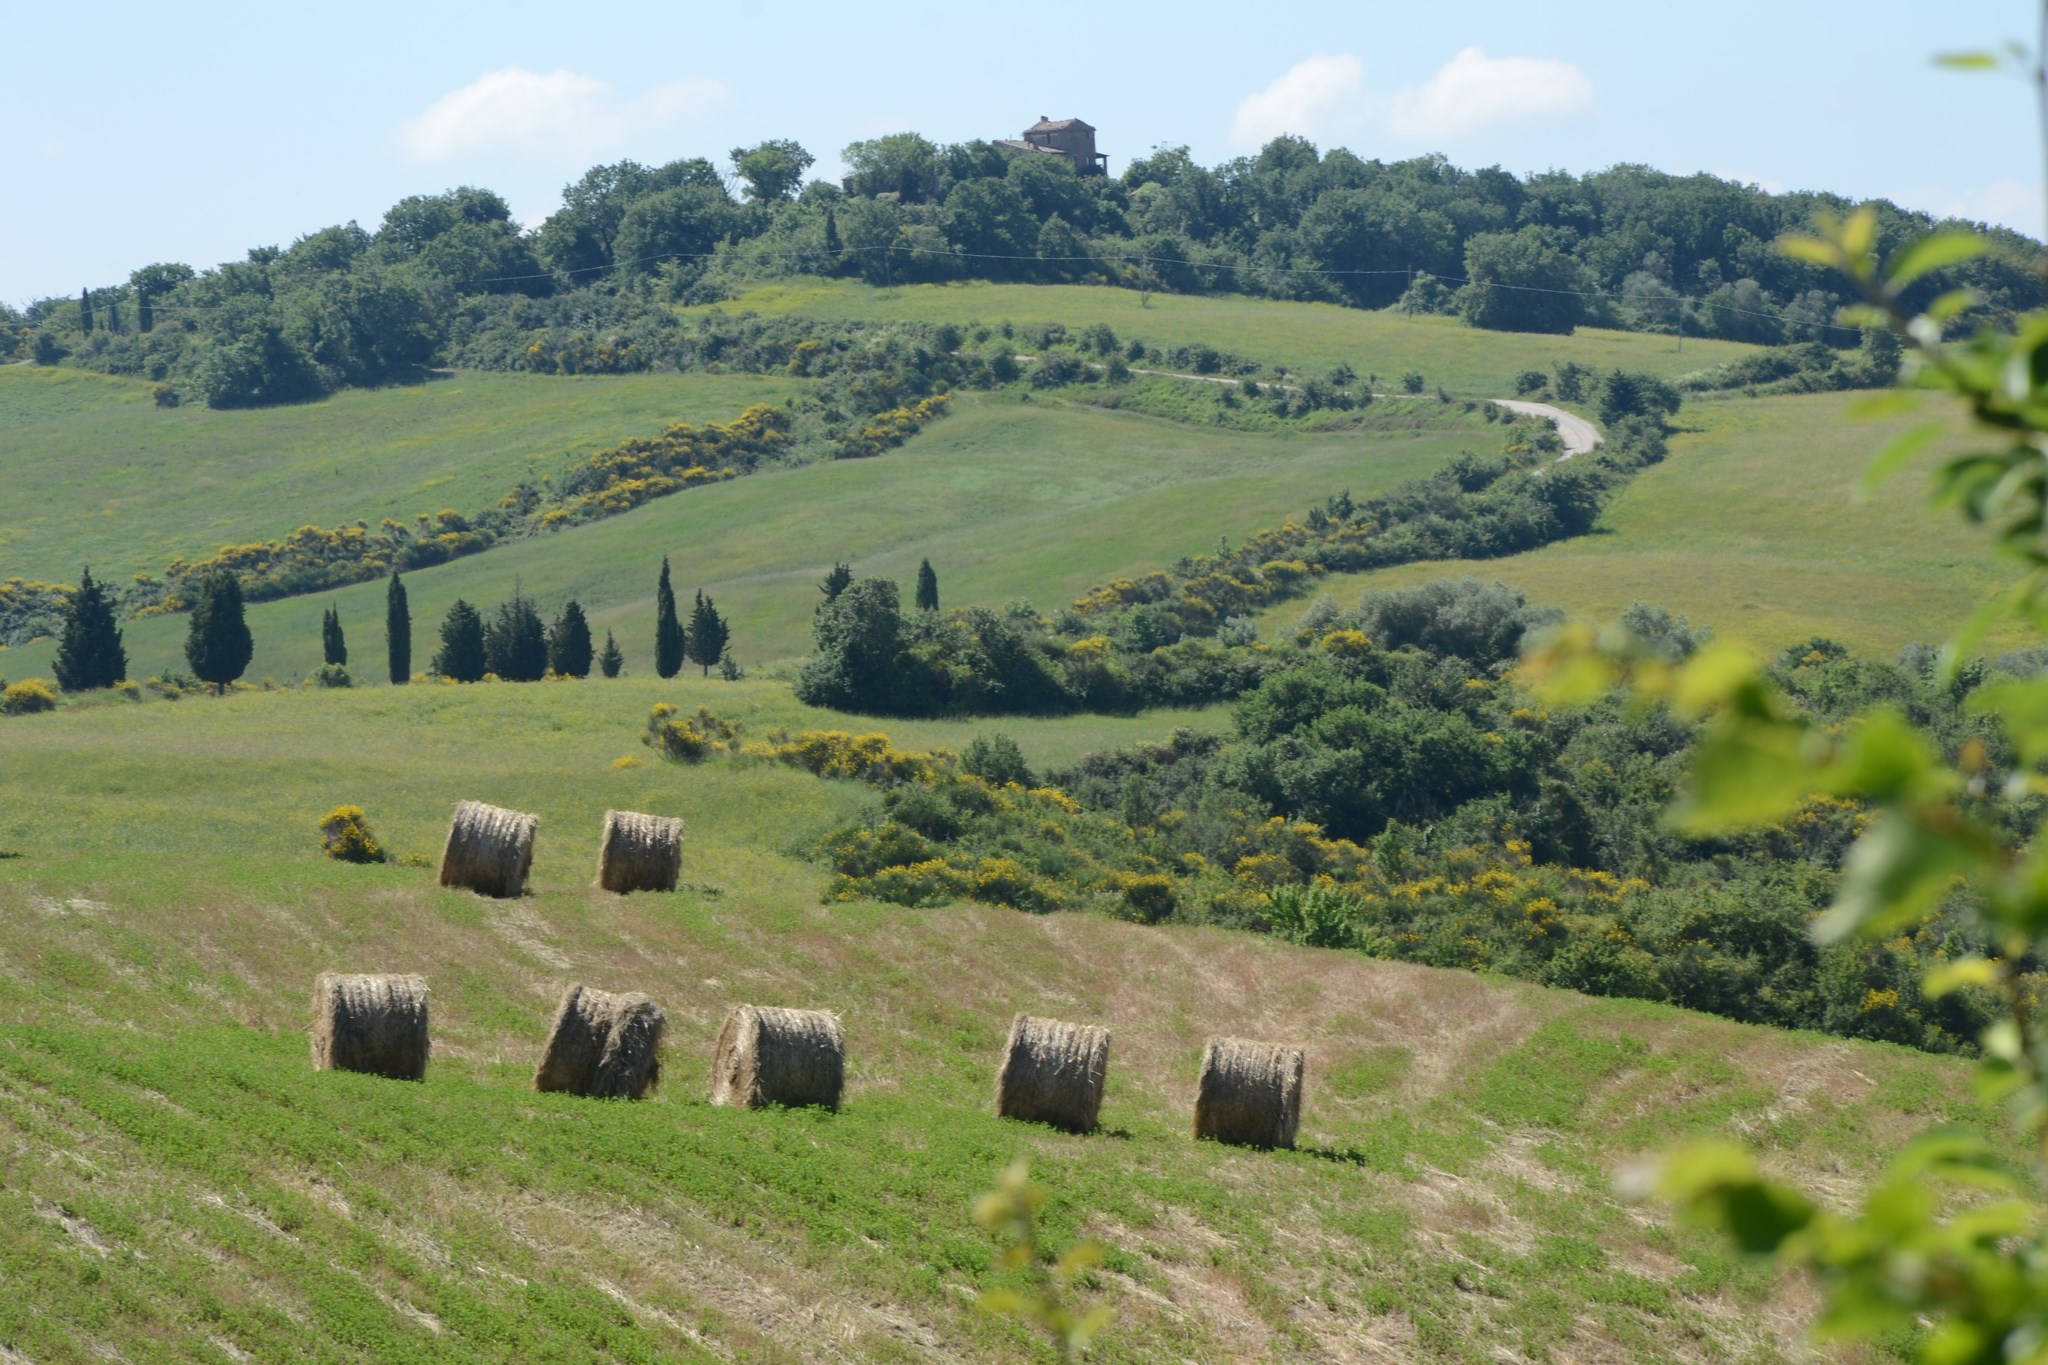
[438,800,539,898]
[595,809,684,894]
[311,972,430,1081]
[995,1013,1110,1134]
[532,983,667,1099]
[710,1005,845,1111]
[1192,1037,1305,1149]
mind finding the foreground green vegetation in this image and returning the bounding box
[0,672,1990,1361]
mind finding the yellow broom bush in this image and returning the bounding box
[319,805,387,864]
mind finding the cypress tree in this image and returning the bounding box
[915,558,939,613]
[687,590,730,677]
[823,206,842,260]
[137,290,153,334]
[655,556,686,679]
[79,287,94,333]
[485,589,549,682]
[820,562,853,602]
[104,296,121,334]
[52,567,126,692]
[386,572,411,684]
[598,630,624,678]
[184,571,253,695]
[549,600,594,678]
[321,605,347,666]
[434,600,486,682]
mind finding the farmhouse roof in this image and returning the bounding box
[1026,116,1092,133]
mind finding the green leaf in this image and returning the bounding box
[1922,956,1999,998]
[1816,812,1978,943]
[1971,677,2048,766]
[1933,51,2002,68]
[1777,234,1840,267]
[1886,231,1986,290]
[1833,709,1945,801]
[1858,424,1941,496]
[1924,289,1981,324]
[1674,717,1820,832]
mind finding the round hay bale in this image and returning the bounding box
[595,809,684,894]
[439,799,539,898]
[532,983,666,1099]
[1192,1037,1304,1150]
[311,972,429,1081]
[710,1005,844,1111]
[995,1013,1110,1134]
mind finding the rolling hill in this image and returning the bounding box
[1253,388,2024,658]
[3,389,1493,682]
[0,672,1984,1362]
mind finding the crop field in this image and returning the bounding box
[693,279,1762,395]
[3,391,1489,682]
[1255,389,2028,657]
[0,365,804,586]
[0,673,1984,1362]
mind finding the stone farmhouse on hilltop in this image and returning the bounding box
[998,116,1109,176]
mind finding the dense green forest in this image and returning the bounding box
[4,135,2038,408]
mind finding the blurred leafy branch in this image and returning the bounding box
[1525,22,2048,1356]
[973,1161,1113,1360]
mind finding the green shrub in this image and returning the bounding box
[318,805,387,864]
[643,703,742,761]
[2,678,57,715]
[312,663,352,688]
[1115,873,1178,924]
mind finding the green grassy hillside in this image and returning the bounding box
[4,392,1485,682]
[696,279,1760,394]
[0,366,803,585]
[1254,390,2025,657]
[0,676,1982,1362]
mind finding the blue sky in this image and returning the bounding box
[3,0,2041,304]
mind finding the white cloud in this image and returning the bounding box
[1230,54,1370,147]
[1387,47,1592,141]
[1930,178,2042,237]
[397,67,726,164]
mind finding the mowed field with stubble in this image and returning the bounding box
[0,672,1988,1363]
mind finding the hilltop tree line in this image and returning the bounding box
[6,136,2036,406]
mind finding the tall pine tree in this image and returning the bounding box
[915,559,939,612]
[78,287,93,333]
[598,630,624,679]
[655,556,686,679]
[549,600,594,678]
[321,605,347,666]
[184,571,252,696]
[687,590,730,677]
[820,562,853,602]
[386,572,411,684]
[484,589,549,682]
[434,600,486,682]
[52,567,126,692]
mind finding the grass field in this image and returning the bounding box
[694,279,1762,395]
[0,366,804,586]
[3,391,1488,683]
[0,674,1984,1361]
[1256,389,2032,658]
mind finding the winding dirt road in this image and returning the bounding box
[1488,399,1602,458]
